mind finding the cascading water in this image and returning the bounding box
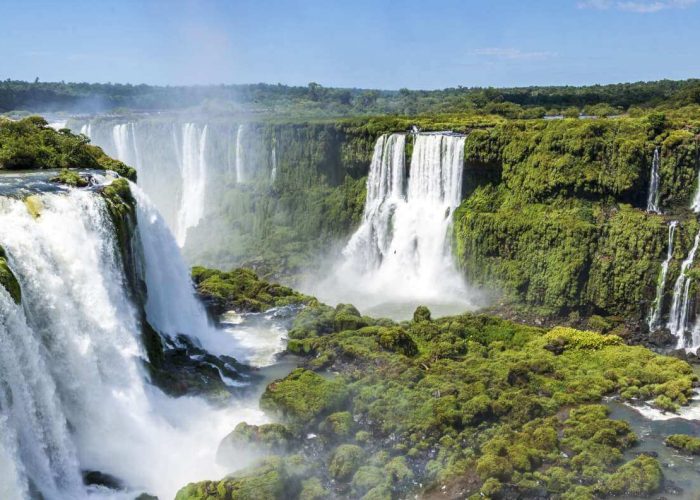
[131,182,239,356]
[81,120,211,248]
[667,230,700,347]
[175,124,209,246]
[646,147,661,213]
[648,220,677,330]
[235,124,245,183]
[318,132,479,318]
[79,123,91,137]
[0,180,268,499]
[270,146,277,183]
[342,133,407,269]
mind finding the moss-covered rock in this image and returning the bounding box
[329,444,365,481]
[175,456,300,500]
[260,368,348,425]
[319,411,353,439]
[351,465,385,496]
[217,422,294,462]
[298,477,327,500]
[0,246,21,304]
[333,303,368,331]
[664,433,700,454]
[192,266,313,315]
[49,168,89,187]
[603,455,663,496]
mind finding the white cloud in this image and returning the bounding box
[577,0,697,12]
[472,48,557,61]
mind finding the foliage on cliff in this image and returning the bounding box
[191,266,314,314]
[0,115,136,180]
[186,122,373,276]
[454,114,700,319]
[177,304,695,499]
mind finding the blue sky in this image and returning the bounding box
[0,0,698,89]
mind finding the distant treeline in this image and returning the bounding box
[1,78,700,117]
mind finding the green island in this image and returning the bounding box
[175,286,694,499]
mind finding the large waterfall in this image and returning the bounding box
[175,124,209,246]
[0,179,266,499]
[648,220,677,330]
[75,120,224,248]
[316,132,479,318]
[646,147,661,213]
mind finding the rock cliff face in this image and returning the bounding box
[454,118,700,330]
[69,112,700,334]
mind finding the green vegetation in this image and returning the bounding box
[664,434,700,454]
[50,168,89,187]
[0,245,21,304]
[4,78,700,118]
[179,302,696,499]
[191,267,314,314]
[260,368,348,426]
[0,115,136,179]
[175,456,303,500]
[455,113,700,320]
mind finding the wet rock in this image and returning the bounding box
[82,470,124,490]
[646,327,676,348]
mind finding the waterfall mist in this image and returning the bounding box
[68,117,267,266]
[0,182,271,499]
[307,132,484,319]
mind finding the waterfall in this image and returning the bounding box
[326,132,476,317]
[111,123,132,165]
[342,133,406,268]
[131,183,236,355]
[271,146,277,183]
[235,124,245,183]
[175,123,209,246]
[648,220,677,330]
[79,123,91,137]
[0,182,266,498]
[646,147,661,213]
[667,229,700,347]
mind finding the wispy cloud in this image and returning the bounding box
[578,0,697,13]
[472,48,557,61]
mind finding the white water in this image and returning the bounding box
[235,124,245,183]
[80,123,92,138]
[0,186,271,499]
[270,146,277,183]
[314,132,479,318]
[692,163,700,213]
[47,120,67,131]
[111,124,136,168]
[175,124,209,246]
[221,308,290,367]
[80,121,212,248]
[131,183,242,357]
[646,147,661,213]
[667,229,700,348]
[648,220,677,330]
